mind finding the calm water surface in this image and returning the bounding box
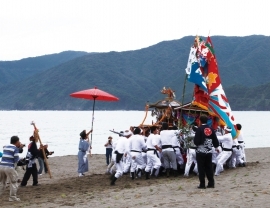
[0,111,268,156]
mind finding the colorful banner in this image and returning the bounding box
[185,36,237,137]
[185,47,207,92]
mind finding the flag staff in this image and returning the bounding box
[178,33,199,128]
[31,121,52,179]
[179,74,188,128]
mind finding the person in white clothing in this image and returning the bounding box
[215,126,233,176]
[110,130,131,185]
[141,128,150,166]
[172,126,184,169]
[129,127,147,179]
[184,125,198,176]
[230,136,245,168]
[236,123,246,163]
[160,122,177,177]
[154,128,164,176]
[106,133,122,175]
[145,126,162,179]
[123,134,132,174]
[212,128,223,172]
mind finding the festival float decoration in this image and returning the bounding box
[184,35,237,137]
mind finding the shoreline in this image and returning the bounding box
[1,147,270,207]
[47,146,270,158]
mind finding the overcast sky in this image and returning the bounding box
[0,0,269,60]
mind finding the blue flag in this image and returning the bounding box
[185,47,207,92]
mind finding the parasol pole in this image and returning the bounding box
[90,97,96,149]
[31,121,52,179]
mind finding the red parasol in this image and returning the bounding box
[70,87,119,144]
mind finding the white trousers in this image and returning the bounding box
[212,147,220,164]
[159,152,164,167]
[184,148,198,176]
[142,152,147,164]
[162,151,177,170]
[175,148,184,165]
[114,161,124,178]
[145,152,161,172]
[130,152,146,172]
[0,166,19,200]
[123,155,131,173]
[230,147,244,167]
[239,143,246,162]
[215,151,232,175]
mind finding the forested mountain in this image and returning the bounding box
[0,51,88,86]
[226,83,270,110]
[0,35,269,110]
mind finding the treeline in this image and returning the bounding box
[0,36,269,110]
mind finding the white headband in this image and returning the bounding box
[224,126,232,132]
[123,130,132,137]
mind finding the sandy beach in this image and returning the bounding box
[1,148,270,207]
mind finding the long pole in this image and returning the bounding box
[90,97,96,146]
[179,74,188,128]
[31,122,52,179]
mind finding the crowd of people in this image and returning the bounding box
[0,130,54,201]
[0,116,246,201]
[100,116,246,187]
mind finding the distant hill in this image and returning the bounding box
[0,51,88,86]
[0,35,269,110]
[226,83,270,110]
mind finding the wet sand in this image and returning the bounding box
[1,148,270,207]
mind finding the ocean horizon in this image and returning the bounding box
[0,111,268,157]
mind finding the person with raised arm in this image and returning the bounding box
[104,136,113,165]
[20,134,40,187]
[78,129,93,177]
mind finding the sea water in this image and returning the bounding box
[0,111,269,157]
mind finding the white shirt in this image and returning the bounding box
[171,130,180,147]
[160,130,175,152]
[114,137,129,154]
[237,131,244,142]
[155,134,162,148]
[112,139,118,151]
[129,134,147,152]
[105,141,113,149]
[217,133,233,149]
[144,136,148,143]
[232,138,239,146]
[146,134,160,149]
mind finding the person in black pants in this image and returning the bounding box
[21,135,40,186]
[104,136,113,165]
[194,115,220,189]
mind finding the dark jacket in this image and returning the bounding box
[39,149,49,159]
[27,142,39,159]
[194,124,219,153]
